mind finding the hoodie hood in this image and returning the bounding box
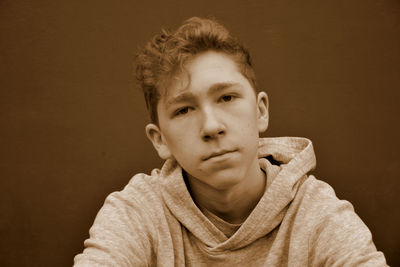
[160,137,316,251]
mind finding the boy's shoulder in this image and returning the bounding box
[119,167,162,194]
[101,168,166,216]
[292,175,355,218]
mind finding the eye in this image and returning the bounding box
[174,106,191,117]
[220,94,235,102]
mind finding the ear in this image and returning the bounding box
[256,91,269,133]
[145,123,172,160]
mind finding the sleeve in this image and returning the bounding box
[73,191,156,267]
[308,185,388,267]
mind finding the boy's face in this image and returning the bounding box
[146,51,269,190]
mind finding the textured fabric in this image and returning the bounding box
[200,207,242,238]
[74,137,387,266]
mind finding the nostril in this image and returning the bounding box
[202,129,225,141]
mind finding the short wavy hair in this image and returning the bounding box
[135,17,258,124]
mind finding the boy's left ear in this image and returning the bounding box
[256,91,269,133]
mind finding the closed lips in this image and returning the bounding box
[202,149,237,161]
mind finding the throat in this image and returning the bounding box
[184,168,266,224]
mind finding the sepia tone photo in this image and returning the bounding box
[1,1,399,266]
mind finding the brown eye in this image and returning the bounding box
[221,95,233,102]
[178,107,188,114]
[174,107,190,116]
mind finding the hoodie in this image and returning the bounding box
[74,137,387,266]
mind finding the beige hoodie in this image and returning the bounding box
[74,137,387,266]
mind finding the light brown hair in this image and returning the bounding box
[135,17,258,124]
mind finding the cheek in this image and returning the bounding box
[164,126,195,153]
[235,104,258,126]
[236,107,260,139]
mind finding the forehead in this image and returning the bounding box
[160,51,249,101]
[186,51,240,78]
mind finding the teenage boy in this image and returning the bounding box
[74,17,387,266]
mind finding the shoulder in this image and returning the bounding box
[296,176,387,266]
[118,170,161,199]
[298,176,353,214]
[85,168,170,248]
[102,169,165,219]
[73,169,165,266]
[296,176,366,241]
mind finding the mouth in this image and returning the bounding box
[202,149,238,161]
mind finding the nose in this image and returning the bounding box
[200,107,225,141]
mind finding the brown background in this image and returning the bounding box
[1,0,399,266]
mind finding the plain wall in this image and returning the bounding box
[1,0,399,266]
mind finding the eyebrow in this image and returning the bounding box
[165,82,239,108]
[208,82,238,95]
[165,91,197,109]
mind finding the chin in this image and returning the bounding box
[203,171,245,190]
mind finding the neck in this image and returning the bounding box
[185,160,266,224]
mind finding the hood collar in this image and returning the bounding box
[160,137,316,250]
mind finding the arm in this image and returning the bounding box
[74,192,155,266]
[308,189,387,266]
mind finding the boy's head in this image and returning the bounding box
[135,17,269,190]
[136,17,258,125]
